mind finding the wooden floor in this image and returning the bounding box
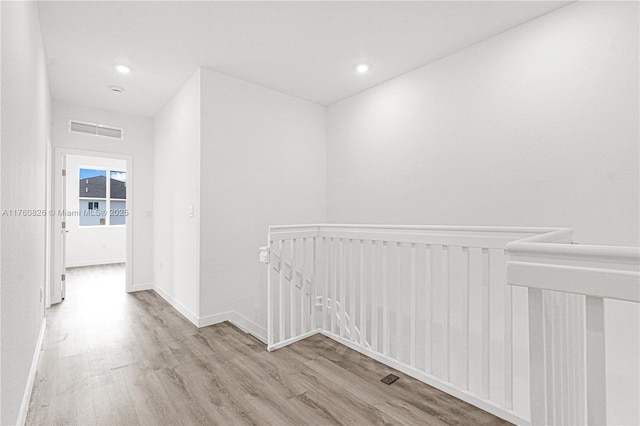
[27,264,510,425]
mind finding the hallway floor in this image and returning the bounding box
[27,264,509,425]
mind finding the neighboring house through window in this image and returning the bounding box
[79,168,126,226]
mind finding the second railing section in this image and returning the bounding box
[264,224,572,424]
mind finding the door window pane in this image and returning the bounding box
[110,171,126,200]
[79,199,106,226]
[110,200,126,225]
[79,168,106,198]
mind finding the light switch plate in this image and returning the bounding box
[259,246,270,263]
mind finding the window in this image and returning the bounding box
[79,168,127,226]
[109,171,127,225]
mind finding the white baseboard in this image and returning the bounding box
[17,318,46,426]
[152,287,199,327]
[151,288,268,344]
[197,311,234,328]
[151,285,267,344]
[128,281,153,292]
[65,259,125,268]
[268,329,320,351]
[199,311,267,343]
[225,312,267,344]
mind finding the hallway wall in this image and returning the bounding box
[0,2,51,423]
[151,67,327,334]
[153,70,202,321]
[199,68,327,333]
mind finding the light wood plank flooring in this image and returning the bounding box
[27,264,510,425]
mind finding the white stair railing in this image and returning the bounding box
[263,224,585,424]
[507,237,640,425]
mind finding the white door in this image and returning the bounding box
[60,154,67,299]
[51,151,67,304]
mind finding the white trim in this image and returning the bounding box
[198,311,268,344]
[151,289,268,342]
[152,287,199,327]
[152,287,268,343]
[268,329,320,351]
[128,282,153,292]
[224,312,268,343]
[17,318,46,426]
[508,261,640,302]
[65,259,126,268]
[268,224,574,250]
[269,224,564,233]
[320,331,530,426]
[197,311,232,328]
[506,241,639,265]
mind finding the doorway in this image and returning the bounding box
[51,149,133,304]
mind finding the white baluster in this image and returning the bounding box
[528,287,547,426]
[443,245,450,382]
[300,238,306,334]
[290,239,296,339]
[482,248,491,399]
[382,241,389,356]
[396,242,403,361]
[585,296,606,426]
[410,243,417,368]
[425,244,433,374]
[371,240,379,352]
[331,238,338,334]
[322,237,329,332]
[339,238,346,338]
[349,239,356,343]
[311,237,317,329]
[359,239,366,347]
[267,239,273,348]
[504,253,513,410]
[463,246,471,390]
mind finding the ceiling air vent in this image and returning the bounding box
[68,120,124,140]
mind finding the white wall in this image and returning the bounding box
[199,68,326,333]
[0,1,51,423]
[65,155,126,267]
[51,100,154,288]
[328,1,638,247]
[153,70,201,321]
[326,2,638,424]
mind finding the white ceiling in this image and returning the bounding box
[37,1,571,117]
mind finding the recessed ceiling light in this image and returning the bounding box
[116,65,130,74]
[109,86,124,94]
[356,64,370,74]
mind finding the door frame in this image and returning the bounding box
[51,147,134,303]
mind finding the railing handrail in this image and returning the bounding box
[507,242,640,267]
[502,228,639,425]
[269,225,575,250]
[507,240,639,303]
[270,223,567,234]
